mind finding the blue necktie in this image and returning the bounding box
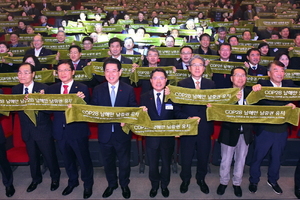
[111,85,116,132]
[25,88,29,94]
[156,93,161,116]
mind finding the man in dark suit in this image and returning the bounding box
[12,63,60,193]
[0,90,15,198]
[249,61,297,195]
[194,33,217,55]
[212,43,236,89]
[25,35,53,69]
[177,55,215,194]
[46,61,94,199]
[91,58,137,199]
[140,68,179,198]
[134,11,148,24]
[216,67,253,197]
[176,46,194,70]
[67,45,88,71]
[9,33,27,47]
[244,48,267,76]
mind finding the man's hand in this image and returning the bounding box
[120,123,125,127]
[164,86,170,95]
[139,106,148,112]
[207,103,212,107]
[132,63,139,72]
[244,61,250,68]
[252,84,262,91]
[188,116,200,123]
[236,90,242,100]
[286,103,296,109]
[76,91,85,99]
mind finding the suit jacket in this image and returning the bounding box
[175,61,188,70]
[140,91,178,148]
[248,64,268,76]
[212,59,236,89]
[9,43,27,48]
[194,47,217,55]
[71,59,88,71]
[0,89,5,144]
[46,81,90,140]
[91,81,137,143]
[218,87,254,146]
[177,77,216,137]
[25,47,53,57]
[12,82,52,141]
[256,79,297,134]
[121,48,141,55]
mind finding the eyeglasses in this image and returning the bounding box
[83,42,92,45]
[181,52,192,55]
[57,69,72,73]
[233,74,246,77]
[190,63,204,67]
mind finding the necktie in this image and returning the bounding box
[111,86,116,132]
[73,63,78,70]
[252,66,257,70]
[156,93,162,116]
[63,85,68,94]
[25,88,28,94]
[195,81,200,89]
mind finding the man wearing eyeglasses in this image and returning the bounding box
[177,55,215,195]
[215,67,253,197]
[12,63,60,193]
[46,60,94,199]
[176,46,194,70]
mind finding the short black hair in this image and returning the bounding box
[228,35,239,43]
[69,45,82,52]
[267,60,285,71]
[19,62,35,73]
[136,27,146,34]
[246,48,260,57]
[0,42,9,50]
[180,45,193,53]
[199,33,210,41]
[274,52,290,62]
[22,54,41,71]
[230,66,246,76]
[57,60,74,71]
[242,30,251,36]
[219,43,232,50]
[108,37,122,47]
[82,37,93,44]
[150,68,168,79]
[103,58,122,71]
[165,35,175,42]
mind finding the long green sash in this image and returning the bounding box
[122,118,199,136]
[206,61,247,75]
[255,19,292,27]
[165,85,239,105]
[207,104,300,126]
[246,87,300,104]
[65,104,152,128]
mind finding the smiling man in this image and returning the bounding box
[91,58,137,199]
[176,46,194,70]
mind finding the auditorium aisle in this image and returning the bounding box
[0,165,296,199]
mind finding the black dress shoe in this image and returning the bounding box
[233,185,242,197]
[180,181,189,193]
[83,187,93,199]
[295,187,300,199]
[197,180,209,194]
[161,187,169,198]
[62,184,79,196]
[50,180,59,191]
[27,182,41,192]
[5,185,15,197]
[121,186,131,199]
[102,186,118,198]
[249,183,257,193]
[149,188,157,198]
[216,184,227,195]
[267,180,282,194]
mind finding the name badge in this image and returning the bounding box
[236,55,242,60]
[165,104,173,110]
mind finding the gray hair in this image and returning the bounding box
[189,55,205,66]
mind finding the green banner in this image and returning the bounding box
[289,47,300,58]
[117,19,134,25]
[41,11,65,16]
[43,43,72,51]
[238,40,261,48]
[122,118,198,136]
[102,26,124,33]
[231,46,252,54]
[34,26,48,33]
[246,75,269,86]
[0,94,86,111]
[284,69,300,81]
[73,70,92,81]
[0,21,18,27]
[165,85,239,105]
[10,47,31,56]
[65,104,152,128]
[65,10,91,16]
[155,47,181,58]
[0,70,55,86]
[207,104,300,126]
[58,50,109,60]
[206,61,246,75]
[129,66,176,83]
[255,19,292,27]
[265,39,294,48]
[260,56,275,66]
[145,27,168,34]
[276,14,298,19]
[246,87,300,105]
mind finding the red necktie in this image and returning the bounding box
[73,63,78,70]
[63,85,68,94]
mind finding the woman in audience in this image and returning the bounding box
[22,55,42,71]
[258,42,270,56]
[0,42,16,73]
[274,52,290,69]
